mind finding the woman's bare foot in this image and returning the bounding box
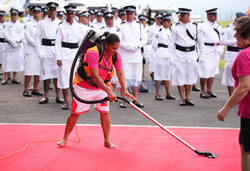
[104,142,117,149]
[56,138,67,147]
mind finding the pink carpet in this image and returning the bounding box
[0,124,240,171]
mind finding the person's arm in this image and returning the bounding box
[217,75,250,121]
[89,68,117,101]
[55,26,62,66]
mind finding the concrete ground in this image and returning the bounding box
[0,67,239,128]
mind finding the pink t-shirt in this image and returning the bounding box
[78,50,122,89]
[231,45,250,119]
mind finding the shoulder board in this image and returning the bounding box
[159,28,162,32]
[100,26,105,29]
[216,22,221,26]
[225,24,230,28]
[58,21,63,25]
[175,22,180,25]
[136,21,140,24]
[89,25,94,28]
[121,22,126,24]
[192,22,197,25]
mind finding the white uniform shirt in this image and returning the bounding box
[24,18,40,54]
[92,20,105,30]
[148,23,161,44]
[199,20,224,56]
[171,21,203,62]
[36,16,61,58]
[55,20,83,60]
[100,25,117,34]
[152,26,172,59]
[22,14,33,23]
[3,20,24,51]
[117,20,147,63]
[0,21,6,52]
[220,23,238,62]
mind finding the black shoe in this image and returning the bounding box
[56,97,64,104]
[207,91,217,98]
[200,92,210,99]
[139,86,149,93]
[8,76,11,80]
[62,102,69,110]
[179,99,186,106]
[23,90,32,97]
[39,97,49,104]
[166,94,176,100]
[0,72,3,75]
[1,80,8,85]
[11,80,20,84]
[192,86,200,91]
[31,90,43,96]
[132,100,144,108]
[185,99,195,106]
[155,94,163,100]
[119,101,127,108]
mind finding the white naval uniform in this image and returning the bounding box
[36,16,61,80]
[152,27,174,81]
[198,20,223,78]
[0,22,5,65]
[117,20,147,87]
[22,14,33,23]
[24,18,41,76]
[91,20,105,30]
[220,23,239,87]
[79,23,91,38]
[147,23,160,72]
[3,20,24,72]
[114,17,121,27]
[55,20,83,89]
[171,21,203,86]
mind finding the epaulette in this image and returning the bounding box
[225,24,230,28]
[121,21,126,24]
[175,22,180,25]
[192,22,197,25]
[136,21,140,24]
[58,21,63,25]
[100,26,105,29]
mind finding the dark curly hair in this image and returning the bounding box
[235,16,250,39]
[103,32,120,45]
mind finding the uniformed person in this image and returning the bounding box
[147,13,162,82]
[2,8,24,85]
[0,10,6,77]
[56,5,83,109]
[220,12,247,96]
[112,7,121,26]
[198,8,223,98]
[171,8,204,106]
[57,10,64,21]
[36,2,63,104]
[152,14,175,101]
[22,5,33,23]
[117,5,147,108]
[89,9,95,24]
[78,11,92,36]
[23,5,43,97]
[92,11,105,30]
[100,12,116,33]
[42,6,48,19]
[137,14,149,93]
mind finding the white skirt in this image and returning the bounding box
[154,58,172,81]
[198,53,220,78]
[221,61,234,87]
[123,62,142,87]
[40,58,59,80]
[3,50,24,72]
[24,53,41,76]
[172,60,198,86]
[148,60,155,72]
[58,59,73,89]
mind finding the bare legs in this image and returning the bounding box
[57,112,116,149]
[177,85,191,100]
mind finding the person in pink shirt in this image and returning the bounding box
[57,33,134,149]
[217,16,250,171]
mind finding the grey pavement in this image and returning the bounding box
[0,67,239,128]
